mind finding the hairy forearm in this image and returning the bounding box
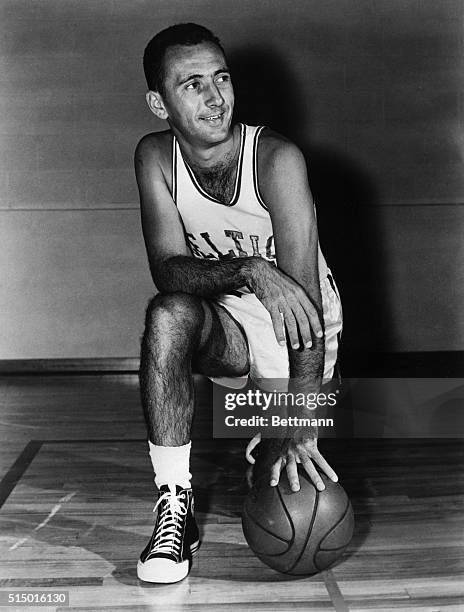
[153,254,259,297]
[288,338,324,388]
[253,342,325,483]
[287,279,325,440]
[287,342,324,442]
[288,265,324,381]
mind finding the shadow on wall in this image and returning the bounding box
[230,46,392,359]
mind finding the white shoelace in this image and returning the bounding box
[151,486,188,556]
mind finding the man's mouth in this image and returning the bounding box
[200,112,224,123]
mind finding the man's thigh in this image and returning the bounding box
[192,299,250,378]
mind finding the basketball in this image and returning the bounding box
[242,469,354,575]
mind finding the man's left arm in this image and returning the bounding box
[253,132,338,492]
[260,136,323,382]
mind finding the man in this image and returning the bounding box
[135,23,343,584]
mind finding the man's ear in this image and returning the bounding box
[146,90,169,120]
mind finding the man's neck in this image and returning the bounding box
[173,124,239,170]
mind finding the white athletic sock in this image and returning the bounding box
[148,440,192,490]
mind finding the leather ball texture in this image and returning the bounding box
[242,470,354,575]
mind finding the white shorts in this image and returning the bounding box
[210,273,343,389]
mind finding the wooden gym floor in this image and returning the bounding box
[0,373,463,611]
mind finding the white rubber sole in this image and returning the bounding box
[137,540,200,584]
[137,557,189,583]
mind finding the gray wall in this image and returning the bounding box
[0,0,463,358]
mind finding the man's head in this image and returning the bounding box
[143,23,225,97]
[143,24,234,146]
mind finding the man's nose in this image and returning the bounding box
[204,82,224,106]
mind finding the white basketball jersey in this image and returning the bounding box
[172,123,328,293]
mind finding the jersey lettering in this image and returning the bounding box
[249,235,262,257]
[200,232,226,258]
[186,233,214,259]
[187,230,275,263]
[266,235,275,260]
[224,230,248,258]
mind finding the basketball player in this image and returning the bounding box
[135,24,343,583]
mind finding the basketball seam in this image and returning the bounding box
[285,488,320,574]
[319,500,352,551]
[275,484,296,556]
[288,497,352,576]
[242,485,297,559]
[243,511,291,549]
[314,499,351,571]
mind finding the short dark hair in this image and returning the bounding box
[143,23,225,95]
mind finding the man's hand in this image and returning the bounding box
[246,432,338,492]
[248,258,323,349]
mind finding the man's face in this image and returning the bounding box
[158,42,234,145]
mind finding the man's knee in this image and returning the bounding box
[144,292,205,336]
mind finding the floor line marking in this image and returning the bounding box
[0,440,43,510]
[323,569,350,611]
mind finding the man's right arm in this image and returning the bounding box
[135,134,257,297]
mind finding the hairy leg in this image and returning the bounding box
[192,302,249,377]
[139,292,249,446]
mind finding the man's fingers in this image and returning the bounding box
[290,301,312,348]
[301,455,326,491]
[299,295,323,339]
[280,304,299,349]
[263,284,323,346]
[285,453,300,492]
[311,450,338,483]
[270,456,284,486]
[269,306,286,346]
[245,433,262,464]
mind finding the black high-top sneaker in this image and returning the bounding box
[137,484,200,583]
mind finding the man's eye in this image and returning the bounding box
[217,74,230,83]
[186,82,199,90]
